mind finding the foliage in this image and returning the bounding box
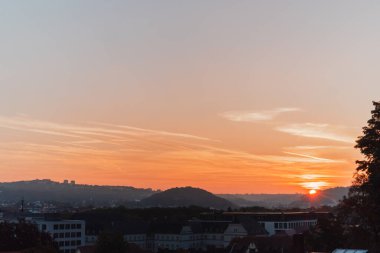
[95,231,128,253]
[0,221,57,252]
[72,206,210,233]
[304,214,345,252]
[340,101,380,251]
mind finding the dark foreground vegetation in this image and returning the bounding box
[0,221,57,252]
[305,101,380,252]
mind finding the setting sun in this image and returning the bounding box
[309,189,317,195]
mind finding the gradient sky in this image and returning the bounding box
[1,1,380,193]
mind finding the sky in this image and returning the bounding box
[1,1,380,193]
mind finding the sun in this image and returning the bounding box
[309,189,317,195]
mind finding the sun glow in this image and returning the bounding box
[300,181,329,190]
[309,189,317,195]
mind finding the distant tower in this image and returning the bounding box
[70,180,76,185]
[21,197,24,213]
[374,101,380,121]
[18,197,26,222]
[63,179,69,184]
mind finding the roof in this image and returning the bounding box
[332,249,368,253]
[33,218,84,223]
[148,221,185,234]
[226,237,258,253]
[227,236,292,253]
[189,220,230,234]
[224,212,327,221]
[236,216,268,236]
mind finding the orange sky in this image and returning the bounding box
[0,1,379,193]
[0,114,363,193]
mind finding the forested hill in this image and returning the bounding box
[140,187,236,209]
[0,179,156,205]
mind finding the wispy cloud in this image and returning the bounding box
[276,123,355,143]
[282,152,345,163]
[0,116,213,142]
[0,115,351,193]
[285,145,351,150]
[299,181,330,190]
[220,107,301,122]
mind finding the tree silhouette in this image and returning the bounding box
[341,101,380,251]
[95,231,128,253]
[0,221,57,252]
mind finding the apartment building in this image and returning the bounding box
[33,218,85,253]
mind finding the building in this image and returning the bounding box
[224,212,322,236]
[32,217,85,253]
[118,218,266,252]
[83,212,320,252]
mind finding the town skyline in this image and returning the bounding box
[1,1,380,193]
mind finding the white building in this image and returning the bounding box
[225,212,321,236]
[33,218,85,253]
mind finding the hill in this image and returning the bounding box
[139,187,236,209]
[0,179,156,207]
[288,187,350,208]
[220,187,349,208]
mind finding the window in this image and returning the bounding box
[54,233,58,239]
[284,223,288,229]
[77,240,81,246]
[65,241,70,246]
[65,232,70,238]
[274,223,278,229]
[76,224,81,229]
[42,224,47,230]
[71,232,76,238]
[65,224,70,230]
[59,224,64,230]
[54,224,58,230]
[59,241,64,246]
[77,232,81,237]
[59,233,64,238]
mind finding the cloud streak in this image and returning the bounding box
[276,123,355,143]
[220,107,301,122]
[0,115,351,193]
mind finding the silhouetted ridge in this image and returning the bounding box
[140,186,236,209]
[0,179,155,206]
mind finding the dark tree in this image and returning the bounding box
[95,231,128,253]
[304,214,345,252]
[341,101,380,251]
[0,221,57,252]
